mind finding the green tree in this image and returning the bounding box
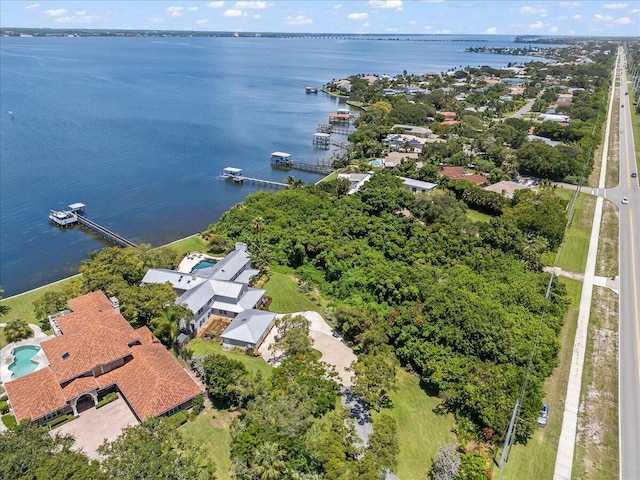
[368,413,399,471]
[430,444,461,480]
[98,417,216,480]
[4,318,32,342]
[0,421,103,480]
[269,314,313,357]
[201,353,249,408]
[350,347,399,411]
[250,442,288,480]
[0,286,10,317]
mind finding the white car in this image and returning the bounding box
[622,197,629,205]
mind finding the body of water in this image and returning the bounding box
[0,35,546,296]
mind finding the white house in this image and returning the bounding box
[141,243,265,334]
[220,309,276,350]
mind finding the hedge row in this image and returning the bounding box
[96,392,118,409]
[46,414,75,430]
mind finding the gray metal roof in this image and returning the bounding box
[398,177,437,191]
[141,269,206,291]
[210,249,251,282]
[220,310,275,345]
[235,269,260,285]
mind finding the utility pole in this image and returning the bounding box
[499,399,520,468]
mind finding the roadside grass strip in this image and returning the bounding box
[555,192,596,274]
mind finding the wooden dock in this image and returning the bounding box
[235,177,287,188]
[75,213,137,248]
[272,161,335,174]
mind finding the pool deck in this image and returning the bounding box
[0,323,53,385]
[176,251,221,273]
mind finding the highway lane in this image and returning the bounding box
[616,50,640,480]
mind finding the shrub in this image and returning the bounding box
[0,400,9,414]
[191,394,204,416]
[166,410,189,427]
[2,414,17,430]
[96,392,118,409]
[46,414,75,429]
[0,393,8,402]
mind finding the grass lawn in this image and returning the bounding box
[466,209,492,223]
[0,327,6,349]
[180,407,236,480]
[595,199,619,278]
[498,277,582,480]
[164,235,208,257]
[187,338,272,377]
[264,271,327,314]
[0,280,74,326]
[374,369,456,479]
[555,191,596,274]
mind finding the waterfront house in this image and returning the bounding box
[220,309,276,350]
[4,291,202,426]
[141,243,265,334]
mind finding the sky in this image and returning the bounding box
[1,0,639,36]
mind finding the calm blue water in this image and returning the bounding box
[192,260,218,271]
[0,35,546,296]
[9,345,41,378]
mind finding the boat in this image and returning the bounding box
[48,209,77,228]
[305,87,318,94]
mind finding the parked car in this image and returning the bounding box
[537,403,549,427]
[632,172,637,178]
[622,197,629,205]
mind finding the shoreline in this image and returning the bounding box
[1,232,203,302]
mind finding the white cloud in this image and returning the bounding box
[558,15,568,20]
[284,15,312,25]
[559,1,581,7]
[632,8,640,13]
[409,19,417,25]
[224,9,243,16]
[519,6,548,16]
[439,29,452,33]
[573,14,584,20]
[615,16,631,23]
[369,0,403,9]
[150,17,164,23]
[603,3,627,9]
[234,1,266,8]
[45,8,68,17]
[207,1,225,7]
[253,14,261,18]
[421,0,444,3]
[423,25,433,30]
[362,22,370,27]
[196,19,209,24]
[486,26,497,33]
[25,3,40,11]
[528,20,546,29]
[188,7,199,12]
[54,14,100,24]
[594,13,614,21]
[333,4,343,9]
[75,10,87,16]
[549,26,559,32]
[166,6,184,17]
[348,12,369,20]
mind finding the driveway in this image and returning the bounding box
[53,397,138,459]
[259,311,357,386]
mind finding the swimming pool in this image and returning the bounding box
[9,345,41,378]
[369,160,382,167]
[192,259,218,271]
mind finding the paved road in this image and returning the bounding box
[615,51,640,480]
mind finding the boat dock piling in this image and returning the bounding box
[48,203,137,248]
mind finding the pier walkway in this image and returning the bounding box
[75,213,137,248]
[236,177,288,188]
[272,161,335,174]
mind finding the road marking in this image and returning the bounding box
[630,213,640,386]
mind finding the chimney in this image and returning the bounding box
[109,296,120,314]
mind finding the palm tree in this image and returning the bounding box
[5,318,32,342]
[151,306,189,347]
[285,176,304,189]
[250,442,287,480]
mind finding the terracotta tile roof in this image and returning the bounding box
[67,290,114,313]
[97,343,202,420]
[464,174,488,186]
[136,326,159,346]
[42,333,132,384]
[5,367,67,422]
[441,166,465,179]
[61,376,99,401]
